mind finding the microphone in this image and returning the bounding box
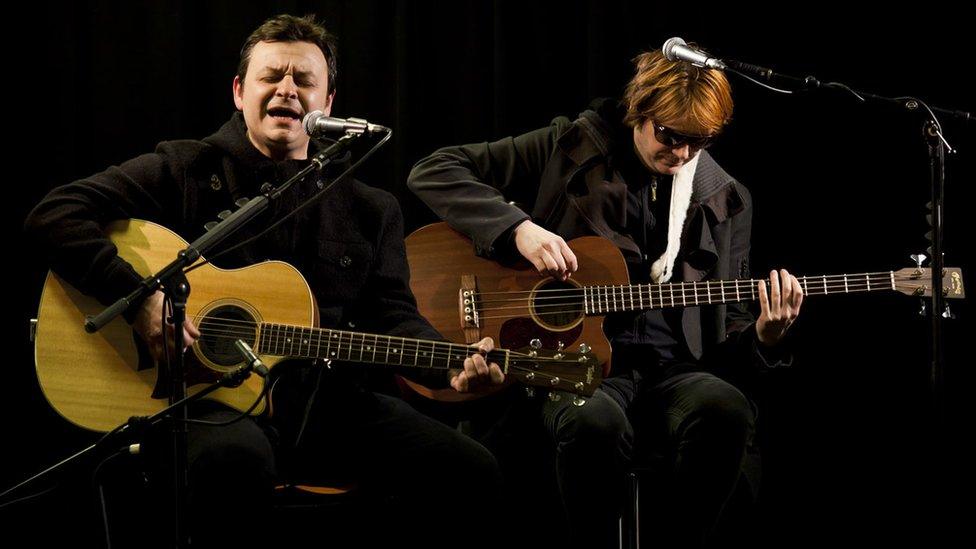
[234,339,269,378]
[302,111,390,136]
[662,37,727,70]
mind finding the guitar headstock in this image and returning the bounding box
[507,347,603,398]
[893,268,965,299]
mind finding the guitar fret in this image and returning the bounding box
[285,325,294,356]
[706,280,712,304]
[844,275,849,293]
[314,325,322,359]
[889,271,895,290]
[802,277,809,295]
[629,284,635,311]
[719,279,724,303]
[822,275,827,294]
[358,332,366,362]
[681,282,687,306]
[669,283,675,308]
[735,280,740,302]
[693,282,699,305]
[866,274,871,292]
[583,286,589,315]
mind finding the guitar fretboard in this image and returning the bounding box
[254,324,509,371]
[582,272,895,314]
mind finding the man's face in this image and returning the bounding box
[233,40,333,161]
[632,120,709,176]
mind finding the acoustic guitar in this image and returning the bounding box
[33,219,601,432]
[402,222,965,400]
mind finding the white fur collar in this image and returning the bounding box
[649,153,700,283]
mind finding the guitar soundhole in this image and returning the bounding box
[530,279,584,329]
[196,305,257,367]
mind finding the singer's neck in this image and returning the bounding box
[245,130,309,162]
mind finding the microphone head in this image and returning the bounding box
[302,110,324,135]
[662,37,687,61]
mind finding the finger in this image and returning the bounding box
[478,337,495,352]
[780,269,792,308]
[758,279,770,317]
[544,241,568,278]
[529,255,548,277]
[791,275,804,312]
[540,249,561,279]
[559,240,579,274]
[451,371,468,392]
[471,354,489,378]
[185,318,201,339]
[489,363,505,384]
[769,270,781,317]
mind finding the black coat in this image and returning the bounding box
[408,102,785,376]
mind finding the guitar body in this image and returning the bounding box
[34,219,317,432]
[405,222,627,401]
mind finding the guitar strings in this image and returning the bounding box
[183,319,587,366]
[472,271,907,299]
[179,271,932,333]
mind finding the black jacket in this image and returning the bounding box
[25,113,442,400]
[408,100,785,376]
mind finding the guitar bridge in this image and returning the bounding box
[459,274,482,344]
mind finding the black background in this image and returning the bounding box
[3,1,972,546]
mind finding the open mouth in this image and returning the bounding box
[267,106,302,122]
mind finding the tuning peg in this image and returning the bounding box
[204,221,218,232]
[942,304,955,320]
[578,343,590,354]
[910,253,927,268]
[217,209,232,220]
[573,397,586,407]
[234,197,250,209]
[529,338,542,350]
[918,299,927,317]
[547,392,561,402]
[524,387,535,398]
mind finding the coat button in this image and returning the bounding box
[339,256,352,267]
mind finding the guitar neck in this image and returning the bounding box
[583,271,896,314]
[255,323,509,372]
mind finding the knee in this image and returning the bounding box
[554,394,631,450]
[680,375,755,440]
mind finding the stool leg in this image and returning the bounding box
[620,471,639,549]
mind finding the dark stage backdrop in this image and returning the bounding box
[4,1,972,546]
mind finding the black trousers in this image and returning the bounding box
[484,366,757,549]
[138,371,504,548]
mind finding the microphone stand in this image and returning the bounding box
[71,132,362,548]
[721,55,966,436]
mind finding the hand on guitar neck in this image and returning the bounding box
[450,336,506,393]
[756,269,804,347]
[132,290,201,362]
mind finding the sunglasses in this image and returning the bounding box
[652,123,713,151]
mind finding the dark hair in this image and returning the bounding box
[237,14,338,92]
